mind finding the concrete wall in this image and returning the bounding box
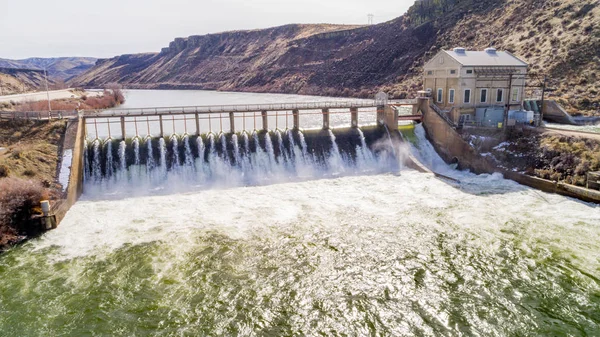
[55,117,85,224]
[419,98,496,174]
[542,100,577,125]
[420,97,600,204]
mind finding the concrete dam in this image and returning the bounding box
[81,99,419,196]
[84,127,401,195]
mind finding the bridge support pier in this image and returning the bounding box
[384,105,398,130]
[377,105,385,127]
[293,109,299,130]
[159,115,164,137]
[120,117,126,140]
[261,110,268,131]
[322,108,330,129]
[350,107,358,128]
[195,113,200,135]
[229,112,235,133]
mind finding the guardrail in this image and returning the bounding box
[429,104,456,128]
[1,99,419,122]
[0,110,78,120]
[83,100,384,118]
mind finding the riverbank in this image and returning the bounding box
[0,87,123,112]
[0,120,68,250]
[462,127,600,188]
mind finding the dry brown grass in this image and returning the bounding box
[0,120,67,249]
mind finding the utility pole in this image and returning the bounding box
[503,73,513,133]
[44,67,51,112]
[540,75,547,125]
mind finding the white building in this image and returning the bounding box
[423,47,529,126]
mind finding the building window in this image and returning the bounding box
[512,88,520,102]
[480,89,488,103]
[437,88,443,103]
[464,89,471,104]
[450,69,457,75]
[466,69,473,74]
[496,89,504,102]
[439,57,444,64]
[449,89,455,104]
[427,70,433,75]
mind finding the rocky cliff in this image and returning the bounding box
[71,0,599,110]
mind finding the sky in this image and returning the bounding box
[0,0,415,60]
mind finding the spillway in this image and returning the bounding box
[83,127,398,197]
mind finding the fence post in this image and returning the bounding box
[322,108,329,129]
[120,116,126,140]
[293,109,299,130]
[350,107,358,128]
[229,112,235,133]
[195,113,200,136]
[261,110,268,131]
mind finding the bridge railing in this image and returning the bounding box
[84,106,388,140]
[0,110,79,120]
[83,100,382,118]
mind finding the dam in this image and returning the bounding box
[0,90,599,335]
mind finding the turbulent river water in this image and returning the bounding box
[1,91,600,336]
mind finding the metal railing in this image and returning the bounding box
[0,110,78,120]
[83,100,381,118]
[429,104,456,127]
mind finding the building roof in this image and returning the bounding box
[444,48,528,67]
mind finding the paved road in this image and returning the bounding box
[0,89,101,104]
[543,126,600,141]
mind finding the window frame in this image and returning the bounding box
[437,88,443,104]
[511,88,520,102]
[464,88,472,104]
[496,88,504,103]
[480,88,488,103]
[448,89,455,104]
[450,69,457,75]
[466,69,473,74]
[427,70,433,75]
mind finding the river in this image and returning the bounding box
[1,90,599,336]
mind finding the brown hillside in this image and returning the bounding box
[0,68,55,96]
[70,0,600,112]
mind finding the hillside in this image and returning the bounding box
[71,0,599,111]
[0,68,55,96]
[0,57,97,81]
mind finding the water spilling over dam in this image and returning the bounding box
[83,127,401,196]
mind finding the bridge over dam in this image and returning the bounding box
[79,99,425,196]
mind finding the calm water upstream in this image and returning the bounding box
[1,90,599,336]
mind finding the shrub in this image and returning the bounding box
[22,169,36,177]
[0,178,46,232]
[0,165,9,178]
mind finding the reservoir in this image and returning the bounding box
[1,90,599,335]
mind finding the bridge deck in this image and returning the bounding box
[82,100,417,119]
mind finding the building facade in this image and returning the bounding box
[423,47,528,125]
